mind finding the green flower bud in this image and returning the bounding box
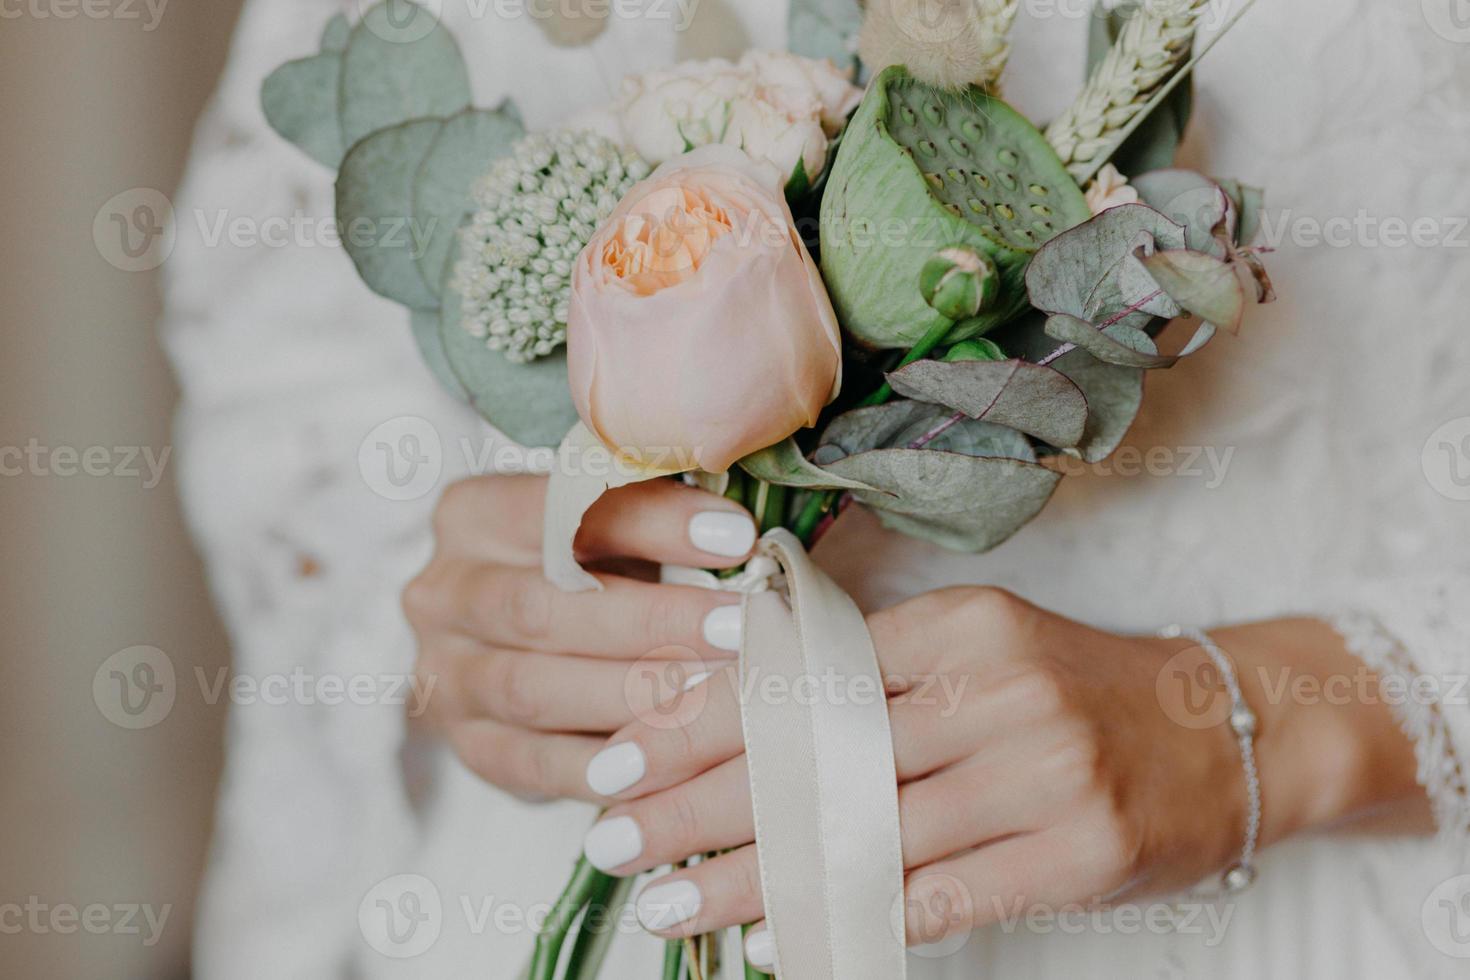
[920,247,999,322]
[943,338,1007,363]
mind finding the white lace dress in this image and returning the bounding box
[164,1,1470,976]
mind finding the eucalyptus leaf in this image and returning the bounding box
[1026,204,1186,322]
[1044,314,1178,369]
[788,0,863,70]
[1131,169,1232,257]
[410,309,467,399]
[321,12,351,52]
[819,401,1035,461]
[887,359,1088,449]
[439,234,578,447]
[339,0,472,148]
[412,106,525,293]
[261,53,346,168]
[823,449,1061,553]
[1051,325,1156,463]
[738,438,879,492]
[1215,177,1266,248]
[1136,248,1245,333]
[336,118,445,311]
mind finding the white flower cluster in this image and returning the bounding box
[452,130,649,364]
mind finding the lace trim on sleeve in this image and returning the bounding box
[1328,575,1470,842]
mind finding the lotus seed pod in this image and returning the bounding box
[921,247,998,321]
[819,66,1091,349]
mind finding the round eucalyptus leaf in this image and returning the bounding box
[412,106,525,295]
[339,0,472,149]
[410,309,467,400]
[1044,314,1178,369]
[321,13,351,52]
[1051,325,1156,463]
[739,437,880,492]
[888,358,1088,449]
[261,53,345,168]
[823,448,1060,553]
[336,117,445,311]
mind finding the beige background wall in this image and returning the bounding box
[1,3,246,976]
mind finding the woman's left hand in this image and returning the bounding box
[576,586,1421,959]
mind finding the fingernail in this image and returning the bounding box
[585,742,647,797]
[689,511,757,558]
[702,605,742,652]
[636,879,703,932]
[583,816,643,872]
[744,928,776,970]
[683,670,712,691]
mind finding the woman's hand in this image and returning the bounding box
[402,474,759,801]
[578,588,1422,965]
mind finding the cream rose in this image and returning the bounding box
[611,50,862,185]
[566,144,842,473]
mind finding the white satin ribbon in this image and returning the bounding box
[738,529,908,980]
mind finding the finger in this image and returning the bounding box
[742,921,774,974]
[633,846,764,940]
[431,475,550,563]
[447,719,605,803]
[582,757,754,875]
[578,480,757,569]
[585,667,744,799]
[413,558,742,659]
[456,649,728,735]
[885,661,1058,780]
[903,830,1085,948]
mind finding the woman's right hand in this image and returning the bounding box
[403,474,757,802]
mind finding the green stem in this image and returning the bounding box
[563,874,632,980]
[529,857,609,980]
[793,317,957,544]
[661,940,683,980]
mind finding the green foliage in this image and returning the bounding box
[261,52,347,168]
[887,358,1087,449]
[788,0,864,71]
[738,438,880,492]
[339,0,473,149]
[336,119,446,311]
[412,107,526,291]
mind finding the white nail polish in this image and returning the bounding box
[583,817,643,872]
[636,879,703,932]
[585,742,647,797]
[702,605,742,652]
[689,511,757,558]
[744,929,776,970]
[682,670,712,691]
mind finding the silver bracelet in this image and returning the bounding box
[1159,624,1261,894]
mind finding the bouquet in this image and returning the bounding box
[263,1,1273,976]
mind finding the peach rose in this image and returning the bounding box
[567,144,842,473]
